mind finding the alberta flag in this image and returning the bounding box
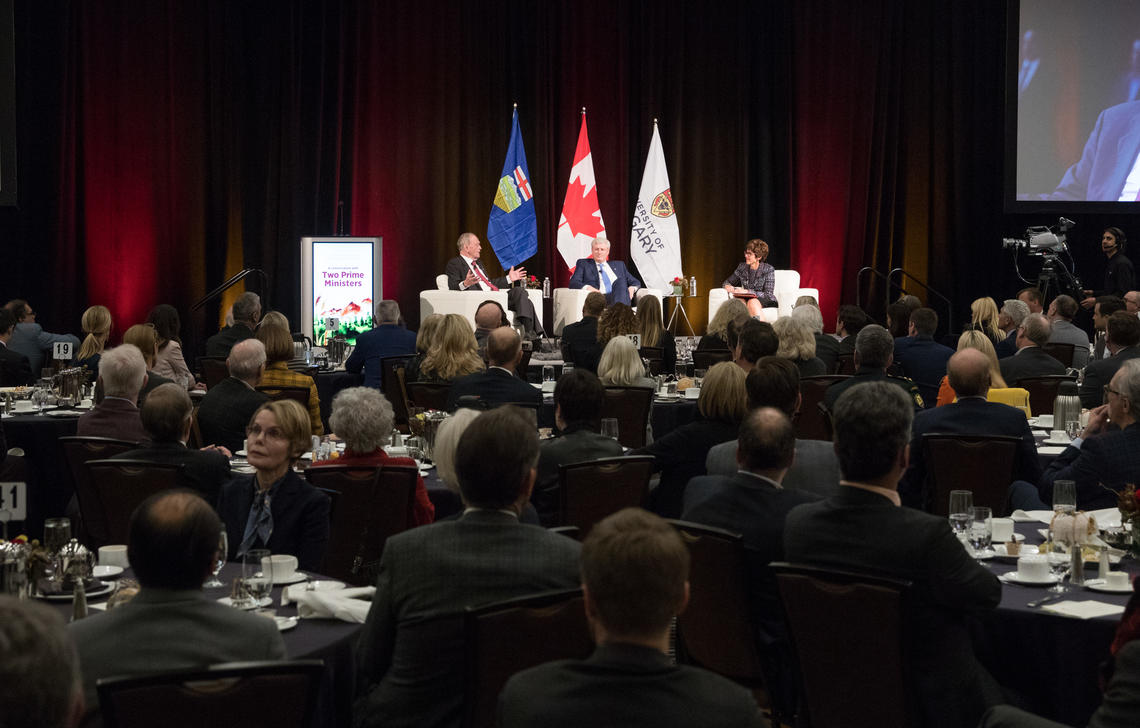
[487,108,537,269]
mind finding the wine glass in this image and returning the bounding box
[1065,420,1082,441]
[600,418,620,441]
[242,549,273,610]
[44,518,71,554]
[968,507,992,556]
[1046,533,1071,594]
[1053,480,1076,515]
[948,491,973,539]
[203,527,228,589]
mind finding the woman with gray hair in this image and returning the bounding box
[313,386,434,525]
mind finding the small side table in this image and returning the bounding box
[665,293,696,336]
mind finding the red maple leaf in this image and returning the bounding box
[560,177,606,239]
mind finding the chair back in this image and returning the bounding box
[380,355,415,428]
[1016,374,1077,415]
[797,376,848,441]
[922,433,1021,516]
[558,456,654,535]
[405,381,452,411]
[600,386,654,448]
[1040,342,1075,368]
[463,589,591,728]
[835,352,855,375]
[305,464,418,585]
[772,563,912,728]
[97,659,324,728]
[197,357,229,390]
[188,408,204,449]
[60,436,141,548]
[85,460,184,545]
[515,347,533,380]
[668,520,764,683]
[693,349,732,370]
[256,385,311,407]
[639,345,665,375]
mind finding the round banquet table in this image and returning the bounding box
[2,410,81,539]
[536,393,699,440]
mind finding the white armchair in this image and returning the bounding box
[707,270,820,325]
[419,274,544,331]
[552,287,667,336]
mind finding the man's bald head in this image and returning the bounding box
[128,491,223,590]
[947,348,991,398]
[474,301,505,330]
[486,326,522,368]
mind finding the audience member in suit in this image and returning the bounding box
[444,232,542,338]
[568,236,643,307]
[1046,294,1091,369]
[834,304,871,363]
[195,339,271,453]
[445,328,541,412]
[1011,359,1140,512]
[1092,296,1124,362]
[684,408,819,721]
[354,407,582,728]
[121,323,174,405]
[70,491,285,717]
[533,369,624,526]
[345,300,418,389]
[205,291,261,358]
[824,325,924,411]
[899,349,1041,510]
[560,292,606,373]
[471,299,507,361]
[0,596,83,728]
[3,299,79,375]
[1017,286,1044,315]
[498,508,766,728]
[698,298,748,353]
[998,313,1067,385]
[1125,290,1140,317]
[634,361,747,518]
[785,381,1003,728]
[792,303,839,373]
[1080,312,1140,408]
[773,315,826,377]
[731,318,779,374]
[0,308,33,386]
[216,399,330,572]
[892,307,954,407]
[704,356,840,498]
[995,298,1030,359]
[113,383,231,505]
[77,345,148,443]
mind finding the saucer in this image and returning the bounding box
[275,616,299,632]
[999,572,1061,586]
[217,596,273,609]
[1084,578,1133,594]
[274,571,308,585]
[92,565,124,579]
[37,580,114,601]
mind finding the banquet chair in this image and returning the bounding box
[692,349,733,370]
[1016,374,1077,415]
[256,385,312,407]
[1040,342,1076,368]
[463,588,591,728]
[834,353,855,375]
[600,385,654,449]
[60,436,142,548]
[97,659,325,728]
[405,381,452,412]
[85,460,184,545]
[557,456,654,536]
[305,463,418,585]
[639,345,665,375]
[796,376,848,441]
[921,433,1020,517]
[772,563,913,728]
[380,355,415,430]
[196,357,229,390]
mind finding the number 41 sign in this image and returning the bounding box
[0,482,26,522]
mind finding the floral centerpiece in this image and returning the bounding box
[1116,484,1140,558]
[525,274,541,290]
[671,276,684,296]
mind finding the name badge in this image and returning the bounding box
[0,482,27,522]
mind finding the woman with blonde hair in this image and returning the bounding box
[405,313,444,383]
[596,303,639,347]
[773,316,826,377]
[121,323,174,402]
[967,297,1003,347]
[76,305,112,375]
[635,295,676,372]
[935,329,1030,410]
[416,313,483,383]
[596,336,656,389]
[699,298,749,352]
[256,318,323,435]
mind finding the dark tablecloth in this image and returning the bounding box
[3,411,80,539]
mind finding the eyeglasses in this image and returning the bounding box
[1104,384,1127,400]
[246,423,286,441]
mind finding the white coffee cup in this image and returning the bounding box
[98,544,130,568]
[264,554,299,580]
[991,518,1015,543]
[684,387,699,399]
[1105,571,1131,589]
[1017,554,1050,581]
[1049,429,1068,443]
[11,400,34,412]
[1037,414,1054,428]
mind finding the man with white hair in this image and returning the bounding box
[995,298,1030,358]
[444,232,543,338]
[196,338,270,452]
[568,237,643,307]
[998,313,1066,384]
[77,345,148,442]
[345,300,417,388]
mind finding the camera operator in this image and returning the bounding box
[1081,227,1135,309]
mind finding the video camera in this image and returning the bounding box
[1002,217,1083,300]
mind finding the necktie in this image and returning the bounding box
[598,263,611,294]
[238,490,273,556]
[471,261,499,291]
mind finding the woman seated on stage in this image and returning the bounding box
[147,303,197,389]
[773,316,827,377]
[313,386,434,526]
[76,305,112,377]
[256,318,323,435]
[597,335,656,389]
[217,399,330,572]
[635,295,676,373]
[699,298,749,352]
[723,238,778,316]
[414,313,483,384]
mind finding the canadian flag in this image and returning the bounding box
[556,113,607,271]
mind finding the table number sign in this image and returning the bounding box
[53,341,73,360]
[0,481,26,522]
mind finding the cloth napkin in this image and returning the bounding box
[281,585,375,623]
[1010,509,1053,523]
[1040,600,1125,620]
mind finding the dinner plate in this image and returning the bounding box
[1084,578,1134,594]
[37,580,114,601]
[44,409,81,418]
[999,572,1061,586]
[217,596,273,609]
[275,616,299,632]
[92,565,124,579]
[274,571,308,585]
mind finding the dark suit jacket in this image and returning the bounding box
[998,346,1066,384]
[533,425,625,526]
[823,367,924,411]
[498,643,766,728]
[784,486,1002,728]
[894,335,955,407]
[345,324,418,388]
[353,510,582,728]
[814,333,841,373]
[196,377,271,452]
[1051,100,1140,201]
[217,470,331,572]
[115,441,231,505]
[899,397,1042,510]
[995,329,1018,359]
[445,367,542,412]
[1039,423,1140,510]
[445,255,508,290]
[568,258,642,306]
[76,397,147,443]
[205,323,255,359]
[560,316,602,373]
[444,257,542,335]
[0,342,33,386]
[1080,346,1140,408]
[633,417,740,519]
[704,438,840,499]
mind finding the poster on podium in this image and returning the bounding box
[300,237,383,345]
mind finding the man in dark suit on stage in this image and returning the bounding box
[785,380,1003,728]
[1051,100,1140,201]
[354,406,581,728]
[899,349,1041,510]
[560,291,605,373]
[568,237,642,307]
[76,345,148,443]
[204,291,261,359]
[1080,312,1140,408]
[0,308,33,386]
[195,339,271,453]
[345,300,417,388]
[497,508,766,728]
[892,307,954,407]
[444,232,543,338]
[445,328,541,412]
[998,313,1066,385]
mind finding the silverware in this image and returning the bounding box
[1028,593,1067,608]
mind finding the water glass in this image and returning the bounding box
[948,491,973,537]
[242,549,273,609]
[562,364,574,378]
[1053,480,1076,515]
[44,518,72,554]
[1065,420,1081,441]
[1046,539,1070,593]
[968,507,992,554]
[203,527,228,589]
[600,418,620,441]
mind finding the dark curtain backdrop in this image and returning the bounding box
[1,0,1132,353]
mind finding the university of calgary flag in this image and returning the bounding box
[630,121,682,290]
[556,112,606,271]
[487,108,537,269]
